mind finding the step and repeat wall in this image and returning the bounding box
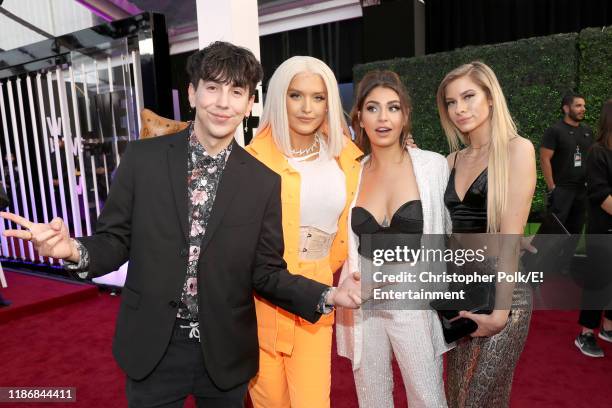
[0,13,170,286]
[0,39,140,263]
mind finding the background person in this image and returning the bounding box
[540,93,594,270]
[575,99,612,357]
[0,184,10,307]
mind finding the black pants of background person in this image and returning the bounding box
[548,186,587,234]
[579,310,612,329]
[578,234,612,330]
[547,186,587,276]
[126,319,248,408]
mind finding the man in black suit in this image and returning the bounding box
[1,42,361,407]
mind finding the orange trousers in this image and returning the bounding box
[249,258,333,408]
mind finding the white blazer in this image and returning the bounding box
[336,146,454,370]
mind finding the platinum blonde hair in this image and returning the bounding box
[436,61,520,233]
[257,56,347,158]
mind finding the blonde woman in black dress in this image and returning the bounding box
[436,61,536,408]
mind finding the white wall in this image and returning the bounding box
[0,0,95,51]
[196,0,262,146]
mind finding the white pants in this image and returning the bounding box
[353,310,447,408]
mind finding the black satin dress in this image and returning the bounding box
[443,162,532,408]
[444,167,488,234]
[352,200,424,256]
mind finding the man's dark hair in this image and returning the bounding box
[561,92,585,113]
[186,41,263,96]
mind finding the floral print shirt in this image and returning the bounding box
[177,130,233,321]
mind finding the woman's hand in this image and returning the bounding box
[520,235,537,255]
[404,133,417,148]
[459,309,510,337]
[329,272,362,308]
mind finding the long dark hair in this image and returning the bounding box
[350,70,412,156]
[597,99,612,150]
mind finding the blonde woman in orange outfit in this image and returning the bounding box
[246,56,361,408]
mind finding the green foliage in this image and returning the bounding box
[353,29,611,214]
[578,27,612,133]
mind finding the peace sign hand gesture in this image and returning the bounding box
[0,212,79,262]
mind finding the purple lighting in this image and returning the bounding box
[76,0,114,22]
[75,0,141,22]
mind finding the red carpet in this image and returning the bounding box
[0,270,98,324]
[511,311,612,407]
[1,288,611,407]
[0,291,126,408]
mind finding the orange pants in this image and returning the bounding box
[249,323,332,408]
[249,258,333,408]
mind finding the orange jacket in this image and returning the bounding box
[246,126,362,354]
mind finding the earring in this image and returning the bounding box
[244,114,251,133]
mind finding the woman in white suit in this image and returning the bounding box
[336,70,452,407]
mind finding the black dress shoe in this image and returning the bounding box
[0,297,11,307]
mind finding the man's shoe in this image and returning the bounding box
[0,298,10,307]
[575,333,604,357]
[599,329,612,344]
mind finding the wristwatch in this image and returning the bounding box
[316,287,335,314]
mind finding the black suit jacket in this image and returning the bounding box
[79,129,327,389]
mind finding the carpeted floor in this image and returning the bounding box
[0,270,97,324]
[1,272,611,407]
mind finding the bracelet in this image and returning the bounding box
[63,239,90,276]
[316,287,335,315]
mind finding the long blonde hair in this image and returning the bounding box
[436,61,519,233]
[257,56,347,158]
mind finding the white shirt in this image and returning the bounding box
[287,141,346,234]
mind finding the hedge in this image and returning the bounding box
[578,26,612,131]
[354,27,612,214]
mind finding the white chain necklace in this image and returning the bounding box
[290,134,320,157]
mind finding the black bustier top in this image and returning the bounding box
[444,166,488,233]
[351,200,424,257]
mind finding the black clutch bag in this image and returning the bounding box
[430,281,496,343]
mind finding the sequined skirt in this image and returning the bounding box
[446,281,532,408]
